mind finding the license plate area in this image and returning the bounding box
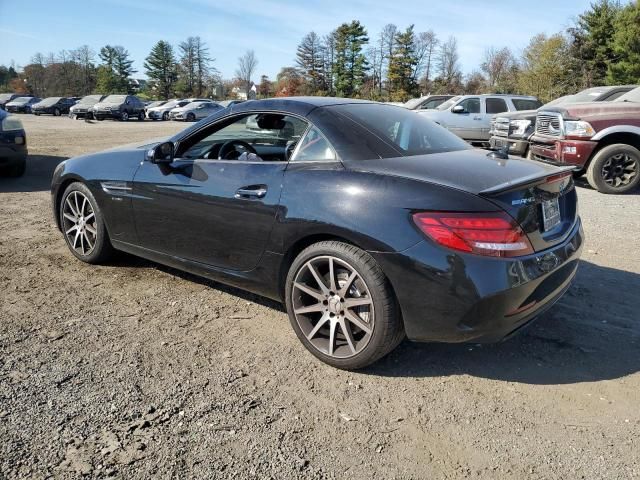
[541,198,561,231]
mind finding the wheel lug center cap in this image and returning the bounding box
[328,295,341,314]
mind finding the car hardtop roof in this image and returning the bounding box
[460,93,539,99]
[230,96,378,116]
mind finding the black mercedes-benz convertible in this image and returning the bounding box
[51,97,583,369]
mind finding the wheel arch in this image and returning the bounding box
[588,131,640,165]
[53,175,86,231]
[276,233,403,328]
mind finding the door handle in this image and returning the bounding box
[235,185,267,199]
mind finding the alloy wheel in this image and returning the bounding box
[121,111,129,121]
[292,255,374,359]
[61,191,97,256]
[602,153,638,188]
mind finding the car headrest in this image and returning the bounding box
[256,114,286,130]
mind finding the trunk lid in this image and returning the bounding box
[348,150,578,251]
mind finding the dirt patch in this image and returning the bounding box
[1,115,639,479]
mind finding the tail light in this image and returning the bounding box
[412,211,534,258]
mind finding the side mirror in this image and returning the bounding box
[452,105,465,114]
[147,141,174,164]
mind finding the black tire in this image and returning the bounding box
[53,108,61,117]
[34,112,41,116]
[96,116,104,121]
[59,182,114,264]
[572,170,585,179]
[586,144,640,194]
[285,241,404,370]
[187,112,196,122]
[138,111,145,121]
[162,111,169,121]
[120,111,129,122]
[5,158,26,177]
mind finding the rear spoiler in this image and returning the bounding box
[479,165,575,196]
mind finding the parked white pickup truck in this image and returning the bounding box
[417,94,541,143]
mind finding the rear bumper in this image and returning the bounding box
[529,136,597,169]
[489,136,529,156]
[371,218,584,343]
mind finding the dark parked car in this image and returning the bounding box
[0,93,22,110]
[69,95,106,119]
[91,94,146,121]
[51,98,583,369]
[5,96,41,113]
[32,97,77,116]
[489,85,637,158]
[0,109,27,177]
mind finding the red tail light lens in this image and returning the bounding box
[413,211,534,257]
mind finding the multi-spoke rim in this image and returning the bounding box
[602,153,638,188]
[62,191,97,256]
[292,255,374,359]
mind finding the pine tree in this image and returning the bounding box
[333,20,369,97]
[97,45,135,93]
[568,0,622,87]
[387,25,418,101]
[607,1,640,84]
[144,40,177,100]
[296,32,325,94]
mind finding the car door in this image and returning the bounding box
[130,111,308,271]
[481,97,509,140]
[448,97,481,140]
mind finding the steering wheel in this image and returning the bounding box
[218,140,257,160]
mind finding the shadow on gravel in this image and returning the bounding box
[0,155,67,193]
[368,260,640,385]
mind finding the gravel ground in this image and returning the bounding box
[0,115,639,479]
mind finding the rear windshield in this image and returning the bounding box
[103,95,126,103]
[512,99,542,110]
[330,103,471,157]
[614,87,640,103]
[39,97,62,106]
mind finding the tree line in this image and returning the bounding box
[1,0,638,103]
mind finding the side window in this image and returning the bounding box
[485,98,508,114]
[180,113,308,161]
[291,126,337,162]
[512,99,542,110]
[457,98,480,114]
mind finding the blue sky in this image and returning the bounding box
[0,0,593,81]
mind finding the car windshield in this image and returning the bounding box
[78,95,103,104]
[12,97,32,104]
[614,87,640,103]
[436,96,461,111]
[103,95,126,103]
[404,97,428,109]
[331,103,471,157]
[40,97,62,106]
[571,87,612,103]
[0,93,14,102]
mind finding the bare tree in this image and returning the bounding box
[236,50,258,94]
[381,24,397,95]
[414,30,438,92]
[437,36,461,90]
[481,46,516,91]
